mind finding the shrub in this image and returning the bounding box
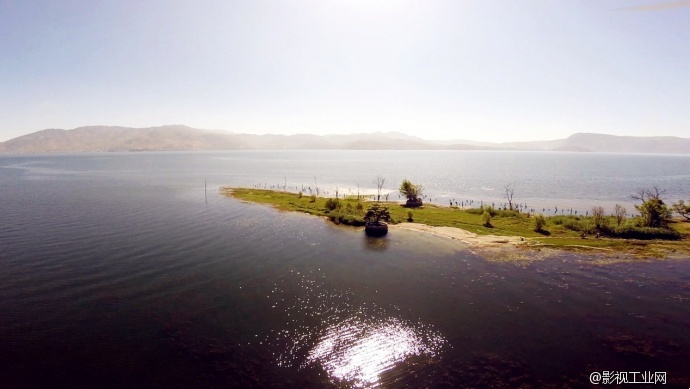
[309,194,316,203]
[551,215,598,234]
[338,213,366,226]
[365,203,391,226]
[633,191,671,228]
[329,210,366,226]
[298,191,303,198]
[534,215,546,232]
[644,201,671,227]
[327,204,366,226]
[399,179,423,202]
[482,211,492,227]
[407,210,414,222]
[551,215,579,229]
[325,198,340,211]
[356,202,364,211]
[578,219,598,234]
[601,225,681,240]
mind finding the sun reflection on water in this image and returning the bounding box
[261,269,448,388]
[307,317,446,387]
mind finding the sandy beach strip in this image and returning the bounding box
[389,222,526,247]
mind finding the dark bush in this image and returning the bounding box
[329,213,366,226]
[328,206,365,226]
[601,225,681,240]
[325,198,340,211]
[534,215,546,232]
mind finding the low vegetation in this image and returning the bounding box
[224,187,380,227]
[482,211,492,227]
[550,214,681,240]
[466,205,520,218]
[534,215,546,233]
[222,187,690,258]
[365,203,391,226]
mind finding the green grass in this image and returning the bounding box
[222,188,370,225]
[222,187,690,258]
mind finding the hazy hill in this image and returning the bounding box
[0,125,234,153]
[0,126,484,153]
[1,126,688,154]
[500,133,690,154]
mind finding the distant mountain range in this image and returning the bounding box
[1,125,689,154]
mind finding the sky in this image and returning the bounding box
[1,0,689,142]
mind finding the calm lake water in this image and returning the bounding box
[1,151,689,388]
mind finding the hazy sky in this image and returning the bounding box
[1,0,689,142]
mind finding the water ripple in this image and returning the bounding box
[261,270,448,388]
[308,317,446,388]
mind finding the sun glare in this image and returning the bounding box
[307,317,446,387]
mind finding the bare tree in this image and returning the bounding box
[671,199,690,221]
[630,186,670,228]
[630,186,664,202]
[592,206,605,229]
[375,175,386,202]
[504,184,515,210]
[614,204,626,226]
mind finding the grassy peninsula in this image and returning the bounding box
[221,187,690,258]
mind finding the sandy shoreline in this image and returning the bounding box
[389,222,526,247]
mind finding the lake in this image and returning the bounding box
[1,151,689,387]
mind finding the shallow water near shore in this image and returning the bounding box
[1,152,690,387]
